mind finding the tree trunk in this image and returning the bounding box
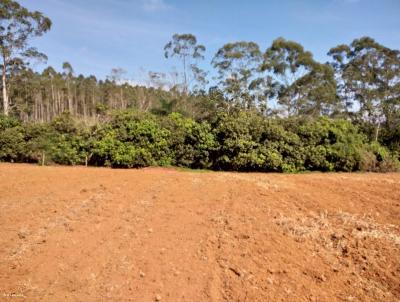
[2,64,9,115]
[92,87,95,117]
[374,121,381,142]
[67,81,73,114]
[120,87,124,109]
[82,94,87,121]
[50,78,55,119]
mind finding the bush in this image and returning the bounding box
[262,120,305,172]
[91,111,172,168]
[212,111,304,172]
[212,111,266,171]
[360,142,400,172]
[1,110,398,172]
[0,115,26,162]
[23,114,88,165]
[162,113,216,169]
[295,117,367,172]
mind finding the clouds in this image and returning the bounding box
[141,0,171,12]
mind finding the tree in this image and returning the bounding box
[212,41,269,111]
[328,37,400,141]
[107,68,127,109]
[262,38,314,116]
[164,33,206,93]
[62,62,74,114]
[0,0,51,115]
[8,67,40,121]
[262,38,338,117]
[288,63,338,117]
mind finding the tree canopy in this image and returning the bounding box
[0,0,51,115]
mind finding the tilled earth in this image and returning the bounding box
[0,164,399,301]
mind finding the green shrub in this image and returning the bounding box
[162,113,216,169]
[212,111,265,170]
[262,121,305,172]
[91,111,172,168]
[0,115,26,162]
[1,110,398,172]
[295,117,366,171]
[24,114,87,165]
[212,112,304,172]
[361,142,400,172]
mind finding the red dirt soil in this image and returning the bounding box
[0,164,399,301]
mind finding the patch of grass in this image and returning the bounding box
[174,167,213,173]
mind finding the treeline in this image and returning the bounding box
[1,111,399,172]
[0,0,399,171]
[3,35,400,146]
[7,66,193,122]
[5,37,400,129]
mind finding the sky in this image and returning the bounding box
[19,0,400,83]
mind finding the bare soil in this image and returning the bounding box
[0,164,399,301]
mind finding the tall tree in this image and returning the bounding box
[62,62,74,114]
[42,66,57,120]
[262,38,338,117]
[0,0,51,115]
[108,68,127,109]
[261,38,315,116]
[212,41,268,111]
[329,37,400,141]
[276,62,338,117]
[164,33,206,93]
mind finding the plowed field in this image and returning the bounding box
[0,164,399,301]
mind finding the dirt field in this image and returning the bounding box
[0,164,399,301]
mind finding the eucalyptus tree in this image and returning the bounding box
[328,37,400,141]
[84,75,98,117]
[108,68,127,109]
[212,41,269,111]
[287,63,338,117]
[0,0,51,115]
[164,33,206,93]
[147,71,169,90]
[262,38,339,117]
[8,67,39,120]
[261,38,316,116]
[42,66,58,119]
[62,62,74,114]
[190,64,208,92]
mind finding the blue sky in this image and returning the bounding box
[20,0,400,82]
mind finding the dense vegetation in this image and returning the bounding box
[0,0,399,172]
[0,111,398,172]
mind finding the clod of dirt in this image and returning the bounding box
[17,232,26,239]
[229,267,243,277]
